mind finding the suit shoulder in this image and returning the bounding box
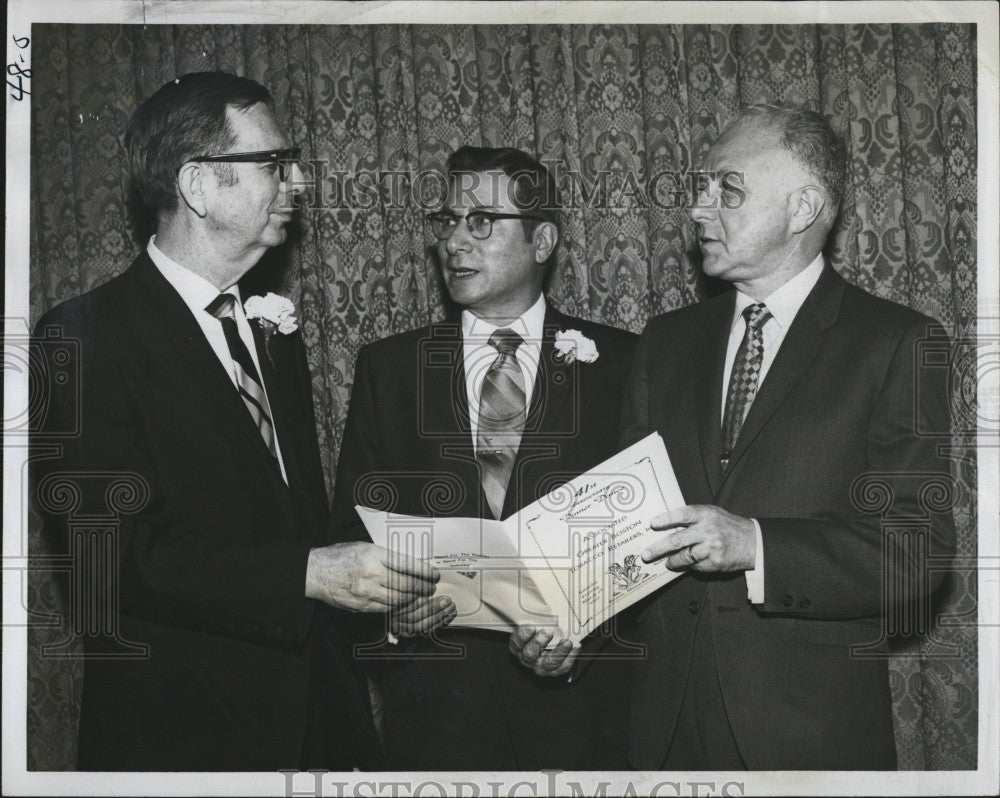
[640,293,728,337]
[33,265,138,338]
[552,313,638,352]
[837,279,944,335]
[560,315,638,341]
[356,323,449,363]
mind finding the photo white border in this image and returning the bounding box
[4,2,998,795]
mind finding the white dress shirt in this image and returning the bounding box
[147,237,288,482]
[723,253,825,602]
[461,293,546,450]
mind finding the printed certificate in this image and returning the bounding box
[357,432,685,642]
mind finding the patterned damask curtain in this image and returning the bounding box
[28,23,977,771]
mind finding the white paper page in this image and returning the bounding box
[513,432,686,641]
[354,507,557,633]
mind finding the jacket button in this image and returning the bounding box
[782,594,794,608]
[799,599,811,609]
[688,601,699,614]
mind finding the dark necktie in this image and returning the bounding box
[476,329,526,519]
[206,293,279,460]
[721,302,772,466]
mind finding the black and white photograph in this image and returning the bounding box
[3,1,997,796]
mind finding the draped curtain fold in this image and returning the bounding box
[28,23,977,771]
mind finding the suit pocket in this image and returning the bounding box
[794,617,883,648]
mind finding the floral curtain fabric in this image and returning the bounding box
[28,23,977,770]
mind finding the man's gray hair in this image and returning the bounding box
[725,104,848,225]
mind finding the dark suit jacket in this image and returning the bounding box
[31,253,378,771]
[330,303,638,770]
[620,266,956,770]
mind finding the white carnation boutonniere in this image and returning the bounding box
[244,292,298,366]
[553,329,599,364]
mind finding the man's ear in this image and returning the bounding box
[176,161,209,218]
[532,221,558,263]
[789,185,826,234]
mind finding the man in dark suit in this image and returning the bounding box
[31,72,437,771]
[615,105,955,769]
[330,146,638,770]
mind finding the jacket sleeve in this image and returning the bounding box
[330,344,382,544]
[325,343,400,652]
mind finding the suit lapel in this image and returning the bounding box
[718,266,845,491]
[696,295,734,498]
[131,255,285,481]
[424,321,472,438]
[530,306,576,434]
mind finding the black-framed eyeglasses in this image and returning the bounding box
[427,210,546,241]
[187,147,302,164]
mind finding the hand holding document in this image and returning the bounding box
[356,432,685,643]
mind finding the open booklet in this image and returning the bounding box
[356,432,685,643]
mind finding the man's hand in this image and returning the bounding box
[508,626,579,678]
[390,595,457,637]
[642,505,756,572]
[305,542,439,612]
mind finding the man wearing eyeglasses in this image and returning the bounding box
[329,146,637,769]
[31,72,437,770]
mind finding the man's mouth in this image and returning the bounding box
[447,265,478,279]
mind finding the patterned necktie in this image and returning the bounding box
[476,329,526,519]
[721,302,772,466]
[206,293,279,460]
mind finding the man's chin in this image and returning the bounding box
[699,255,726,278]
[445,289,477,308]
[443,277,481,306]
[262,226,289,247]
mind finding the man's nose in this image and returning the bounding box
[689,187,717,225]
[284,162,307,196]
[444,218,473,254]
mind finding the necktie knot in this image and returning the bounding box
[742,302,771,332]
[489,328,524,357]
[206,293,237,320]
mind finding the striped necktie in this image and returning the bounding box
[476,329,526,519]
[206,293,279,460]
[721,302,772,467]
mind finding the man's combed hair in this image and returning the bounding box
[445,146,561,238]
[124,71,271,216]
[727,104,848,224]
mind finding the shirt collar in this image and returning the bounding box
[731,253,825,332]
[461,293,547,344]
[147,236,241,316]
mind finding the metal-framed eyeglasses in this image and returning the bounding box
[427,210,547,241]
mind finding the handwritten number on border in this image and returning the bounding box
[8,34,30,101]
